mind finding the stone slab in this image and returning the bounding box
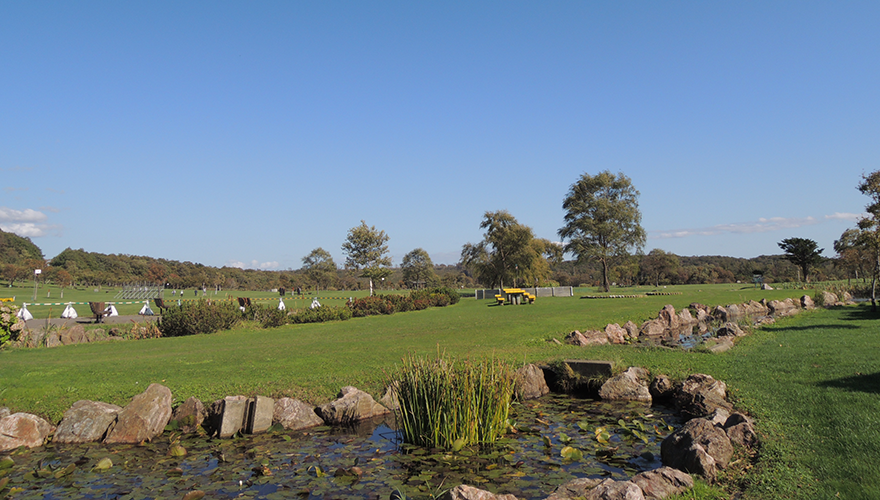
[245,396,274,434]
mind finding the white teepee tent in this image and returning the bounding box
[103,305,119,317]
[278,298,286,311]
[17,304,33,321]
[61,303,78,319]
[139,302,154,315]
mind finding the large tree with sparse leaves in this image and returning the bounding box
[558,171,646,292]
[461,210,548,289]
[342,221,392,295]
[857,171,880,308]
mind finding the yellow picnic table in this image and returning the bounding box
[496,288,535,305]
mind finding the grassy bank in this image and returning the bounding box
[3,284,876,498]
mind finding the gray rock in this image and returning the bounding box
[677,308,696,325]
[565,330,589,346]
[604,324,628,344]
[45,331,61,348]
[104,383,173,444]
[545,478,604,500]
[639,319,667,337]
[0,412,55,451]
[60,324,89,345]
[437,484,518,500]
[599,367,652,403]
[583,479,645,500]
[245,396,274,434]
[55,400,122,444]
[658,305,680,331]
[801,295,815,309]
[674,374,731,419]
[724,413,758,449]
[207,395,248,438]
[704,338,734,354]
[515,364,550,400]
[171,396,206,434]
[631,467,694,499]
[273,397,324,430]
[582,329,611,345]
[649,375,675,402]
[316,386,390,425]
[711,305,728,322]
[661,418,734,478]
[379,383,400,411]
[623,321,640,339]
[715,322,745,337]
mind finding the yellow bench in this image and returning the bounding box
[494,294,506,305]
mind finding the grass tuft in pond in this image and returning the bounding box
[392,354,515,450]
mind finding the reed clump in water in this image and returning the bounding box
[392,355,515,450]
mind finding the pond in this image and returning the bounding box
[0,395,682,500]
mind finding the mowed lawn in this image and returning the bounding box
[2,284,877,498]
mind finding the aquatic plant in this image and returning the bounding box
[391,354,515,450]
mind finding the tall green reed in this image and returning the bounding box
[391,354,515,450]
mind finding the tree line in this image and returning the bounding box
[2,169,872,292]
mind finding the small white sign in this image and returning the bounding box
[34,269,42,275]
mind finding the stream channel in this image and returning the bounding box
[0,395,682,500]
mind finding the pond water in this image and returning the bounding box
[0,395,682,500]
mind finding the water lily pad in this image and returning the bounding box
[0,457,13,470]
[94,457,113,470]
[559,446,583,461]
[182,491,206,500]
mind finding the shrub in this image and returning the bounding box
[411,287,461,307]
[158,299,240,337]
[242,303,290,329]
[348,295,397,317]
[0,303,26,348]
[391,355,515,450]
[290,305,352,324]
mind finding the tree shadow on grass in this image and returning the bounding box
[818,372,880,394]
[840,306,880,321]
[765,323,861,332]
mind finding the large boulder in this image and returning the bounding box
[605,324,628,344]
[657,305,680,331]
[104,383,173,444]
[0,413,55,451]
[801,295,815,310]
[724,412,758,449]
[206,395,249,438]
[820,291,840,307]
[315,386,390,425]
[649,375,675,403]
[565,330,589,346]
[545,478,604,500]
[631,467,694,499]
[715,322,746,337]
[171,396,206,434]
[674,374,731,420]
[273,397,324,431]
[515,364,550,400]
[599,367,652,403]
[438,484,518,500]
[566,330,609,346]
[60,324,89,345]
[677,308,696,326]
[623,321,640,339]
[661,418,734,480]
[711,305,728,322]
[639,319,667,337]
[54,400,122,444]
[584,479,645,500]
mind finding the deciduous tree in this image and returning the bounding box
[559,171,646,292]
[342,221,392,295]
[401,248,437,289]
[460,211,548,289]
[302,247,337,290]
[857,171,880,307]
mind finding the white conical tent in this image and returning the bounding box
[278,298,286,311]
[310,297,321,309]
[17,304,33,321]
[103,305,119,317]
[61,303,78,319]
[139,302,154,315]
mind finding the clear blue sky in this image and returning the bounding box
[2,2,877,269]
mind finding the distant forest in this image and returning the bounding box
[0,229,852,291]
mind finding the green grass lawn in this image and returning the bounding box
[2,283,875,499]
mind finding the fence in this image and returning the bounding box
[475,286,573,300]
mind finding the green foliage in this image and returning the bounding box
[0,302,26,348]
[777,237,824,283]
[242,303,290,329]
[158,299,240,337]
[559,171,646,292]
[289,305,352,324]
[341,220,392,290]
[391,355,515,449]
[400,248,437,288]
[0,228,43,266]
[461,210,548,289]
[301,247,338,290]
[348,288,461,317]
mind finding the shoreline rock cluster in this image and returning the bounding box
[565,292,851,350]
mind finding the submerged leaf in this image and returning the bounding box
[0,457,13,470]
[560,446,583,461]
